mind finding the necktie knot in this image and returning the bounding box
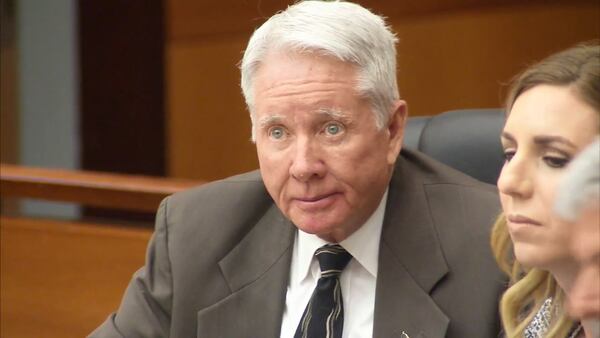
[315,244,352,278]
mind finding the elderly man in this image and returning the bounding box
[90,1,503,337]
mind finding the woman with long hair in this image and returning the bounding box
[491,42,599,338]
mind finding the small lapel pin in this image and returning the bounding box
[401,331,410,338]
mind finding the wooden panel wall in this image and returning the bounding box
[79,0,165,177]
[167,0,599,181]
[1,0,18,166]
[394,2,599,117]
[0,217,152,338]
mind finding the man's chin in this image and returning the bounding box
[296,222,333,236]
[294,219,341,242]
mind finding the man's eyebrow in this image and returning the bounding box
[533,135,577,149]
[257,114,285,129]
[315,108,350,121]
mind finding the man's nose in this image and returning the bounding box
[497,154,533,199]
[289,138,326,182]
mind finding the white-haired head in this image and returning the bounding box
[554,137,600,221]
[240,0,399,141]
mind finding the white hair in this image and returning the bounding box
[554,137,600,221]
[240,0,399,140]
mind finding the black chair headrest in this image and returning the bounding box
[403,109,506,185]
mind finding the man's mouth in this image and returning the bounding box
[293,192,340,211]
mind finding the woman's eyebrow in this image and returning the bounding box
[533,135,577,150]
[500,131,516,143]
[501,132,577,150]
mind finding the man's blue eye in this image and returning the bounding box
[269,127,285,139]
[326,124,342,135]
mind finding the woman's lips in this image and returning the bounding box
[507,214,542,226]
[507,215,543,239]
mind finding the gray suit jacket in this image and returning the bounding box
[90,149,504,338]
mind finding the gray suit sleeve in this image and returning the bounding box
[88,198,173,338]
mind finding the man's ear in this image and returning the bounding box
[386,100,407,165]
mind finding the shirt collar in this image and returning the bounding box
[290,189,388,285]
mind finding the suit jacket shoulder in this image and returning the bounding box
[165,170,295,337]
[90,170,295,338]
[166,169,272,252]
[375,149,503,338]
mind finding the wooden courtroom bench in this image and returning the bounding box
[0,164,203,338]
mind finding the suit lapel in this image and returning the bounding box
[373,156,450,338]
[196,204,295,338]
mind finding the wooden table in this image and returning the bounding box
[0,164,203,337]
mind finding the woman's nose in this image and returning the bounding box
[497,154,534,199]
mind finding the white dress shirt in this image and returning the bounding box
[280,190,387,338]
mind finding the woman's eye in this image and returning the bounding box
[503,150,515,162]
[268,127,286,140]
[324,123,343,135]
[543,156,569,168]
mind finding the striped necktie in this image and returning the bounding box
[294,244,353,338]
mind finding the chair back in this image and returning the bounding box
[403,109,505,185]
